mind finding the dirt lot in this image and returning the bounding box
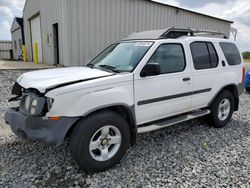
[0,70,249,188]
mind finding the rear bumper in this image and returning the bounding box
[4,109,79,146]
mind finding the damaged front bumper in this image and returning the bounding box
[4,109,79,146]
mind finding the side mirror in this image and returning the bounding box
[140,63,161,77]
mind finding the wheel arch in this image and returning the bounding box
[66,104,137,145]
[208,84,239,111]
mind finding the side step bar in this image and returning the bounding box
[137,109,210,134]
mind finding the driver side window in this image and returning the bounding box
[148,43,186,74]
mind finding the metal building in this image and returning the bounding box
[23,0,233,66]
[11,17,25,60]
[0,41,12,60]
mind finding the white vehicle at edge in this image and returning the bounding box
[5,28,244,172]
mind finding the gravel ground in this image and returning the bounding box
[0,70,249,188]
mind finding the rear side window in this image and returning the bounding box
[220,42,241,65]
[207,43,218,68]
[190,42,219,70]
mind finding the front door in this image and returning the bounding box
[134,42,192,125]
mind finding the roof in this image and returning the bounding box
[0,40,12,43]
[22,0,233,24]
[123,28,229,40]
[148,0,233,24]
[15,17,24,27]
[122,27,228,41]
[124,30,166,40]
[10,17,23,32]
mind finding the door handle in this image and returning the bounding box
[183,77,191,82]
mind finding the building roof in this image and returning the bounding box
[0,40,12,43]
[10,17,24,33]
[15,17,24,27]
[148,0,233,23]
[23,0,233,24]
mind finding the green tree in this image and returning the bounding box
[242,51,250,59]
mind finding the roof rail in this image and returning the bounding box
[160,27,228,39]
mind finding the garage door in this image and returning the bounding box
[30,16,43,63]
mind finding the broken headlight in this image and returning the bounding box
[20,93,46,116]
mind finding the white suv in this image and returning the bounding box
[5,28,244,172]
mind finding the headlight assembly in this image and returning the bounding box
[30,107,36,115]
[32,99,38,106]
[20,93,46,116]
[24,96,31,110]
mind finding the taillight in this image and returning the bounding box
[242,67,245,83]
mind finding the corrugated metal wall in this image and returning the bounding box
[0,41,12,60]
[23,0,232,66]
[61,0,231,66]
[23,0,62,64]
[11,29,23,60]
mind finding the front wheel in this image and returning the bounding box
[69,110,130,173]
[207,90,234,128]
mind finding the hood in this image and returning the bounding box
[17,67,114,93]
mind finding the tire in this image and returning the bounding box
[207,90,234,128]
[69,110,130,173]
[246,87,250,92]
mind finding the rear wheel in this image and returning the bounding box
[69,110,130,173]
[207,90,234,128]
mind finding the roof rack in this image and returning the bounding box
[160,27,228,39]
[123,27,228,41]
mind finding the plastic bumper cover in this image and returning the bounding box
[4,109,79,146]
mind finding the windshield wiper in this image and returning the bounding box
[87,63,95,68]
[98,65,120,73]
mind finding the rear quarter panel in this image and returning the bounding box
[186,39,243,110]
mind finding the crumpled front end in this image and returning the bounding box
[5,109,79,146]
[5,83,80,146]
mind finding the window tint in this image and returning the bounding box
[220,42,241,65]
[207,43,218,68]
[148,44,185,74]
[89,42,153,72]
[191,42,219,70]
[191,42,210,69]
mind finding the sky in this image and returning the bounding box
[0,0,249,52]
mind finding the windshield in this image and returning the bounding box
[88,41,153,72]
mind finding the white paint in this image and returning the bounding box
[17,67,113,93]
[30,15,43,63]
[134,40,193,124]
[16,36,243,126]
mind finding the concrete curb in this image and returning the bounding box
[0,60,57,70]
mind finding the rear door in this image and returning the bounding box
[188,40,225,110]
[134,41,192,125]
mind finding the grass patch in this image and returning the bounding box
[244,59,250,63]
